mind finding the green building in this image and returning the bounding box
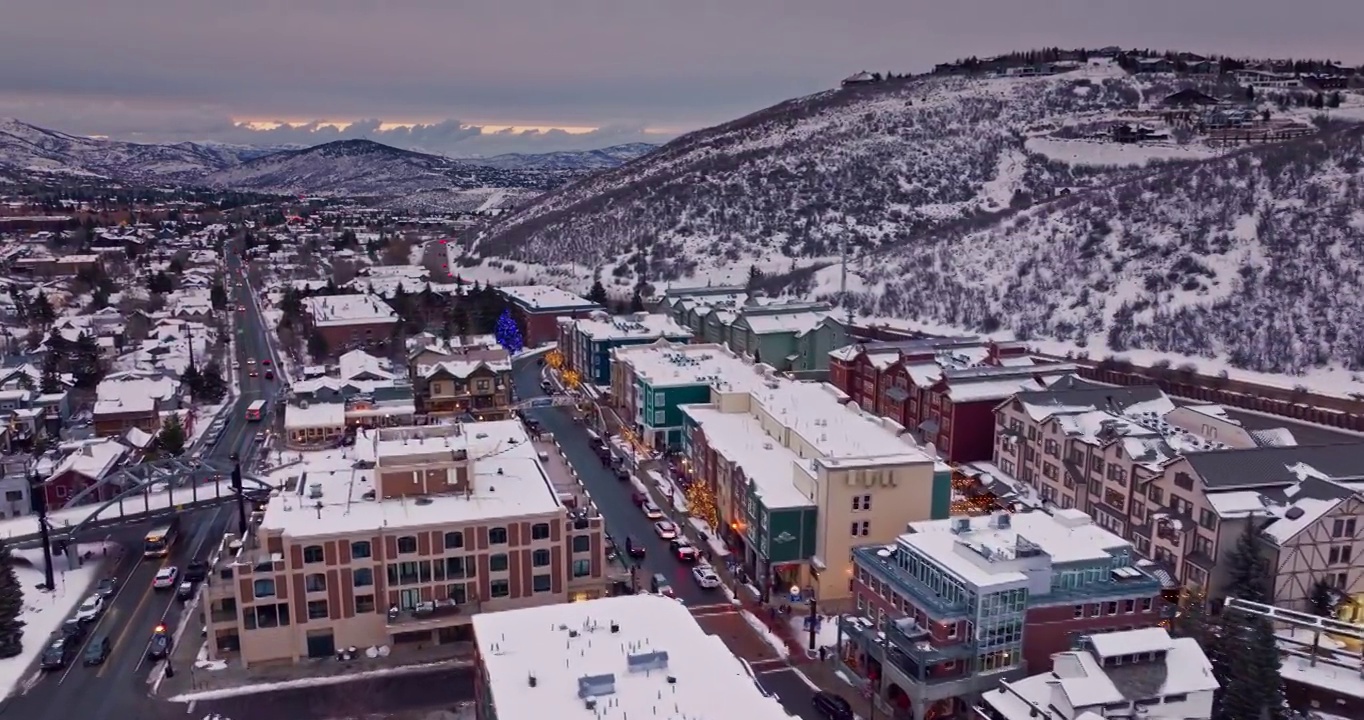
[563,311,692,386]
[615,341,751,450]
[662,288,849,373]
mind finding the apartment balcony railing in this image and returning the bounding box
[853,546,968,618]
[386,598,483,627]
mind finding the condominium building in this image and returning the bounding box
[556,310,692,385]
[681,371,950,603]
[202,420,609,667]
[976,628,1217,720]
[828,337,1076,463]
[992,377,1364,605]
[609,341,761,450]
[410,348,514,420]
[842,510,1166,720]
[661,287,848,372]
[471,593,795,720]
[302,294,399,353]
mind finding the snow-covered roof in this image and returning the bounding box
[303,294,398,327]
[569,311,691,342]
[614,342,760,390]
[284,402,347,430]
[498,284,599,311]
[46,439,127,483]
[338,349,395,380]
[473,594,796,720]
[259,420,562,538]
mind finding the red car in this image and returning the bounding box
[264,370,274,380]
[631,491,647,507]
[262,359,271,366]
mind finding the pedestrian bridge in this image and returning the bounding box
[0,464,275,546]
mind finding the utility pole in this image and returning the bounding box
[808,595,819,651]
[839,234,853,325]
[29,469,55,590]
[231,462,248,536]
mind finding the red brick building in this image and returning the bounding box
[496,285,601,348]
[829,338,1075,463]
[303,294,400,355]
[842,510,1166,719]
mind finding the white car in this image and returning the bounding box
[692,565,722,589]
[642,502,664,520]
[74,594,104,623]
[152,566,179,589]
[653,521,678,540]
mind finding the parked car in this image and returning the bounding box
[40,637,75,670]
[672,538,699,563]
[74,594,105,623]
[653,521,678,540]
[812,691,854,720]
[642,502,664,520]
[152,566,179,589]
[650,573,674,596]
[691,565,721,589]
[184,561,209,583]
[95,576,117,598]
[177,581,195,601]
[625,536,646,559]
[631,491,648,506]
[83,636,112,666]
[60,619,87,642]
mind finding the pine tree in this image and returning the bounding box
[0,540,23,659]
[1213,521,1287,720]
[158,414,187,456]
[307,329,329,360]
[494,309,524,355]
[586,279,608,305]
[629,289,646,313]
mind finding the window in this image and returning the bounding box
[850,521,869,537]
[533,574,552,592]
[1148,485,1163,504]
[572,535,591,553]
[1124,599,1136,614]
[444,531,464,550]
[303,545,324,563]
[852,494,871,511]
[653,392,664,406]
[1193,535,1214,558]
[1332,518,1357,539]
[307,600,329,620]
[253,578,276,598]
[1141,598,1153,612]
[531,523,551,540]
[489,527,508,545]
[351,541,372,559]
[354,568,374,587]
[1198,509,1217,530]
[445,556,470,579]
[397,536,418,553]
[1173,472,1194,491]
[491,579,510,598]
[1042,462,1057,480]
[654,410,665,425]
[1074,605,1085,619]
[490,553,509,572]
[573,559,591,577]
[1329,545,1354,565]
[355,595,375,614]
[533,549,551,567]
[305,573,327,593]
[447,583,469,604]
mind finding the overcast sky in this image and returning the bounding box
[2,0,1362,156]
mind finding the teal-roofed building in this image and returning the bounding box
[662,288,849,373]
[610,341,756,451]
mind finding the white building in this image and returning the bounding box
[472,593,795,720]
[976,628,1218,720]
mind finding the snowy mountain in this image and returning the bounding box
[0,117,236,182]
[472,58,1364,375]
[459,143,658,171]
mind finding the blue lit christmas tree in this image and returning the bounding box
[494,309,524,355]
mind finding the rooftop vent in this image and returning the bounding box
[577,673,616,699]
[610,621,619,633]
[308,483,323,499]
[626,650,669,673]
[951,517,972,534]
[1284,506,1305,520]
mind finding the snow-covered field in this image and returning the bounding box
[0,547,107,699]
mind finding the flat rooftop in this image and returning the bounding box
[261,420,563,538]
[752,379,932,464]
[499,284,600,311]
[682,406,812,509]
[617,343,762,390]
[473,593,795,720]
[901,509,1133,589]
[304,293,399,327]
[574,312,691,342]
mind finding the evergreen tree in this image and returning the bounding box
[494,309,524,355]
[210,282,228,311]
[307,330,329,360]
[586,279,609,305]
[629,289,646,313]
[0,540,23,659]
[39,351,62,394]
[747,264,765,290]
[71,333,104,389]
[200,360,227,401]
[158,414,187,456]
[1309,578,1338,616]
[1213,521,1287,720]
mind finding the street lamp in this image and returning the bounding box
[231,462,248,536]
[28,467,55,590]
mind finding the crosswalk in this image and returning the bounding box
[689,602,738,617]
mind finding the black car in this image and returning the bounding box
[84,636,112,666]
[95,577,117,598]
[624,536,646,559]
[40,638,74,670]
[812,691,854,720]
[147,627,173,660]
[60,619,87,643]
[184,561,209,584]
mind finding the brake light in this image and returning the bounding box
[154,624,166,633]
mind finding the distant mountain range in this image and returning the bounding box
[0,117,656,199]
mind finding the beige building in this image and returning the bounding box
[682,368,950,604]
[991,377,1364,605]
[202,420,609,667]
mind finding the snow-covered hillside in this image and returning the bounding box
[459,143,657,171]
[0,117,235,181]
[471,59,1364,375]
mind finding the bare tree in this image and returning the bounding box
[381,237,413,266]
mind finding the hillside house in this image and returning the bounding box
[1162,88,1220,107]
[842,71,877,86]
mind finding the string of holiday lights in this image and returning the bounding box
[685,479,719,529]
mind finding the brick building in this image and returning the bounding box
[302,294,399,354]
[828,338,1076,462]
[201,421,609,667]
[496,285,601,347]
[841,509,1166,720]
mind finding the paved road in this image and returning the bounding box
[512,360,722,607]
[0,238,284,720]
[755,668,824,720]
[188,666,475,720]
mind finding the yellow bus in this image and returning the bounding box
[143,519,180,558]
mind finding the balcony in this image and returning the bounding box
[839,616,991,702]
[209,606,238,625]
[386,599,482,628]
